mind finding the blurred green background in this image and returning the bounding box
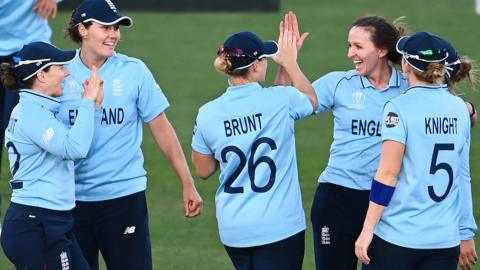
[1,0,479,269]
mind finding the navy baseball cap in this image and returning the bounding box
[439,39,461,79]
[73,0,132,27]
[218,31,278,70]
[396,31,448,72]
[13,42,76,81]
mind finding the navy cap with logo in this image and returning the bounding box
[73,0,132,27]
[13,42,76,81]
[396,31,448,72]
[218,31,278,70]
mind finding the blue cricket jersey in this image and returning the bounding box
[4,90,95,210]
[313,67,408,190]
[58,52,169,201]
[0,0,62,56]
[376,85,471,249]
[192,82,311,247]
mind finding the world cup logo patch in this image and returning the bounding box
[385,112,399,128]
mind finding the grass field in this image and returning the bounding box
[1,0,479,269]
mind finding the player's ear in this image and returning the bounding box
[378,48,388,58]
[78,23,89,39]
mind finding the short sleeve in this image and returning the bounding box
[312,74,336,113]
[284,86,314,120]
[136,61,170,122]
[381,101,406,144]
[191,114,212,155]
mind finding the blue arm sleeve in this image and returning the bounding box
[458,133,477,240]
[312,73,337,113]
[191,112,212,155]
[22,99,95,160]
[136,60,170,122]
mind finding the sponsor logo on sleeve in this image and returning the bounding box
[385,112,399,128]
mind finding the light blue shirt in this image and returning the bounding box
[4,90,94,210]
[376,85,471,249]
[58,52,169,201]
[313,68,408,190]
[192,82,311,247]
[0,0,62,55]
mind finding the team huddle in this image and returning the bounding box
[0,0,477,269]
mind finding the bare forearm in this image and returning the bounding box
[283,61,318,110]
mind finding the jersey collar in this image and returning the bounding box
[226,82,262,93]
[19,89,60,111]
[359,63,402,91]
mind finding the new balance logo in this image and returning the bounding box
[321,226,331,245]
[124,226,136,234]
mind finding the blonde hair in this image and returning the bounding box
[213,56,248,77]
[411,62,446,85]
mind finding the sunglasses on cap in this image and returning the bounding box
[404,49,448,62]
[217,46,258,59]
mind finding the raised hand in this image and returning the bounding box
[272,21,298,68]
[283,11,309,51]
[82,65,104,107]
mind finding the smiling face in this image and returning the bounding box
[347,26,387,77]
[79,22,121,61]
[40,65,70,97]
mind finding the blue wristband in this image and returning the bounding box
[369,179,395,206]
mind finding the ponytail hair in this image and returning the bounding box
[412,62,446,85]
[0,61,37,90]
[447,56,477,91]
[213,56,249,77]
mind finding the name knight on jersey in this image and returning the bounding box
[69,108,124,125]
[425,117,458,134]
[351,119,381,136]
[224,113,263,137]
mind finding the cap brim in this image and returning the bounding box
[22,50,77,81]
[395,35,410,54]
[259,41,279,58]
[51,50,77,65]
[84,15,133,27]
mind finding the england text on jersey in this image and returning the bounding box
[351,119,381,136]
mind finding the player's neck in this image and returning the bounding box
[366,61,392,90]
[79,49,108,70]
[228,77,256,86]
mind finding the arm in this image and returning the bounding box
[273,18,317,110]
[148,113,203,218]
[274,12,309,86]
[191,150,218,180]
[465,101,477,127]
[34,0,57,19]
[458,133,478,270]
[355,140,405,265]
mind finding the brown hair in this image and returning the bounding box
[352,16,408,65]
[213,56,249,77]
[447,56,477,90]
[0,62,49,90]
[64,9,92,44]
[411,62,446,85]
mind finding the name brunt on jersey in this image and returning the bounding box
[223,113,263,137]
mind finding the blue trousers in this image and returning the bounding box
[363,235,460,270]
[73,191,152,270]
[1,202,90,270]
[224,230,305,270]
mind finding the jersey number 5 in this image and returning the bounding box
[428,143,454,202]
[221,137,277,194]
